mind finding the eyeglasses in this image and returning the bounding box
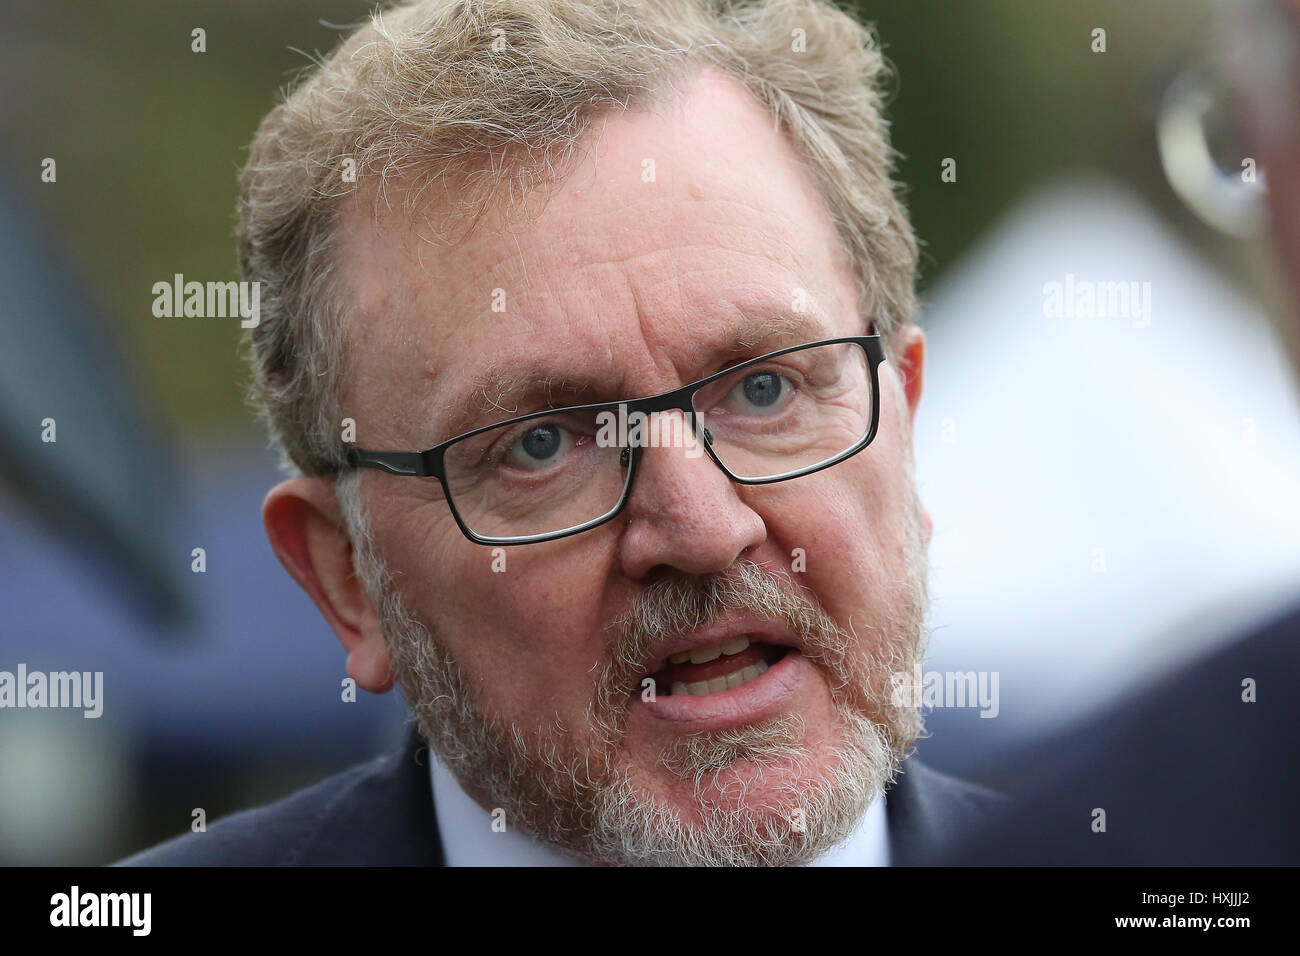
[344,334,886,545]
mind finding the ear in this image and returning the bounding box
[893,323,925,420]
[892,324,934,545]
[262,477,395,693]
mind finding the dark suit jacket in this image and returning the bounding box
[117,725,1007,866]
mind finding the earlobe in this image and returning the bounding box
[262,477,395,694]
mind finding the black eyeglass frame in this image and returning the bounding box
[344,333,887,546]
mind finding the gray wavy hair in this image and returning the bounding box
[239,0,918,478]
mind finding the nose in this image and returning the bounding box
[614,411,767,580]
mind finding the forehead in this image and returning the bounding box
[337,68,860,446]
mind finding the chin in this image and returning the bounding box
[632,733,842,816]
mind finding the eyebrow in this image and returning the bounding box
[431,310,834,443]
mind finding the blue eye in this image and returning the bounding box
[727,370,793,416]
[743,372,782,406]
[505,424,572,470]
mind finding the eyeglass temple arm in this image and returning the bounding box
[345,448,431,476]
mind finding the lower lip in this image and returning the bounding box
[628,649,809,732]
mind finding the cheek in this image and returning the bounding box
[758,390,916,625]
[372,494,613,722]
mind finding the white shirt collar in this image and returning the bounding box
[430,753,889,866]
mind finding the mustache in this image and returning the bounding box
[589,560,856,740]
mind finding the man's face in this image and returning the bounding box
[337,69,929,864]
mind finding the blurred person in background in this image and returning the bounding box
[925,0,1300,866]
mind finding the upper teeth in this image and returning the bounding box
[668,635,751,665]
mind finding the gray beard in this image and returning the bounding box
[345,478,930,866]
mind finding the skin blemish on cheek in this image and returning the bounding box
[688,182,704,200]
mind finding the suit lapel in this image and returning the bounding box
[294,721,445,865]
[885,757,1009,866]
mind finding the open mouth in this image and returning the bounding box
[643,635,792,697]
